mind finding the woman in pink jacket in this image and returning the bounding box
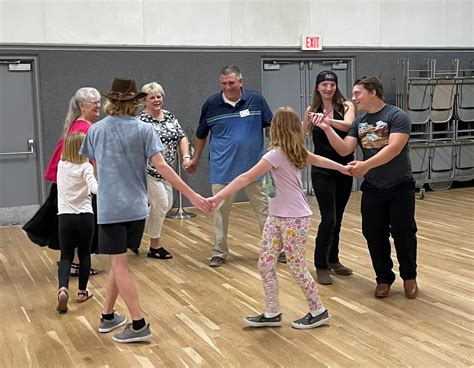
[24,87,101,276]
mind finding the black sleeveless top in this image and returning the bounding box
[311,104,354,174]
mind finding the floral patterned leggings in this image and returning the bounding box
[259,215,324,315]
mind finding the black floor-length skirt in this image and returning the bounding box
[22,184,98,253]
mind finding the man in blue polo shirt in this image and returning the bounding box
[187,65,274,267]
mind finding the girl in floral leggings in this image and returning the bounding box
[209,107,351,329]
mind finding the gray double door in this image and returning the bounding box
[262,59,354,193]
[0,58,43,225]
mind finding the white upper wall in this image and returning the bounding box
[0,0,472,47]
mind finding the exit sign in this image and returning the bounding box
[302,35,322,50]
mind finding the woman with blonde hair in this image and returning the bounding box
[209,107,351,329]
[136,81,191,259]
[56,132,98,313]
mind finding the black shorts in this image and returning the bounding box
[98,219,145,255]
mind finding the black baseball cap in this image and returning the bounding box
[316,71,338,86]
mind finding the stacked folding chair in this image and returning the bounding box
[396,58,474,198]
[454,78,474,179]
[429,79,456,186]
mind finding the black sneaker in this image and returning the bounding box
[292,310,330,330]
[277,252,287,263]
[243,313,282,327]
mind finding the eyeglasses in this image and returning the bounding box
[85,100,101,106]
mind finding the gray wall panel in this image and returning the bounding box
[35,49,263,202]
[1,46,472,205]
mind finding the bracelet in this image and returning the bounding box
[182,154,191,159]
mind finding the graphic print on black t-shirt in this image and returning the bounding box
[358,120,389,149]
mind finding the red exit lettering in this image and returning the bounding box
[306,36,320,49]
[302,35,322,50]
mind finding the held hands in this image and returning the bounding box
[182,157,191,171]
[189,193,213,212]
[207,196,222,212]
[339,165,353,176]
[188,193,223,213]
[309,111,331,130]
[347,160,370,177]
[184,157,198,174]
[336,161,370,177]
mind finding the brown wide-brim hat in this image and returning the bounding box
[102,77,148,101]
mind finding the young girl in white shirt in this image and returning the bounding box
[56,132,98,313]
[209,107,351,329]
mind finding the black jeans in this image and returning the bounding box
[312,170,353,269]
[361,179,418,284]
[58,213,94,290]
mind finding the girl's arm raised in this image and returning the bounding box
[150,152,212,212]
[306,151,351,175]
[209,159,272,210]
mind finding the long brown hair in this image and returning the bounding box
[310,83,348,115]
[268,107,307,169]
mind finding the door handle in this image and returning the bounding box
[0,139,35,156]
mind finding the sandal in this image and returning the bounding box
[70,263,101,277]
[147,246,173,259]
[56,287,69,313]
[70,263,80,276]
[77,290,93,303]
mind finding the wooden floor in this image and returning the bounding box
[0,188,473,367]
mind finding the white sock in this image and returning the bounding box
[310,307,326,317]
[264,311,280,318]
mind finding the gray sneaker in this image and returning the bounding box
[209,256,224,267]
[98,313,127,333]
[112,323,152,343]
[292,310,330,330]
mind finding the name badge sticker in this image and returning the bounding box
[239,109,250,118]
